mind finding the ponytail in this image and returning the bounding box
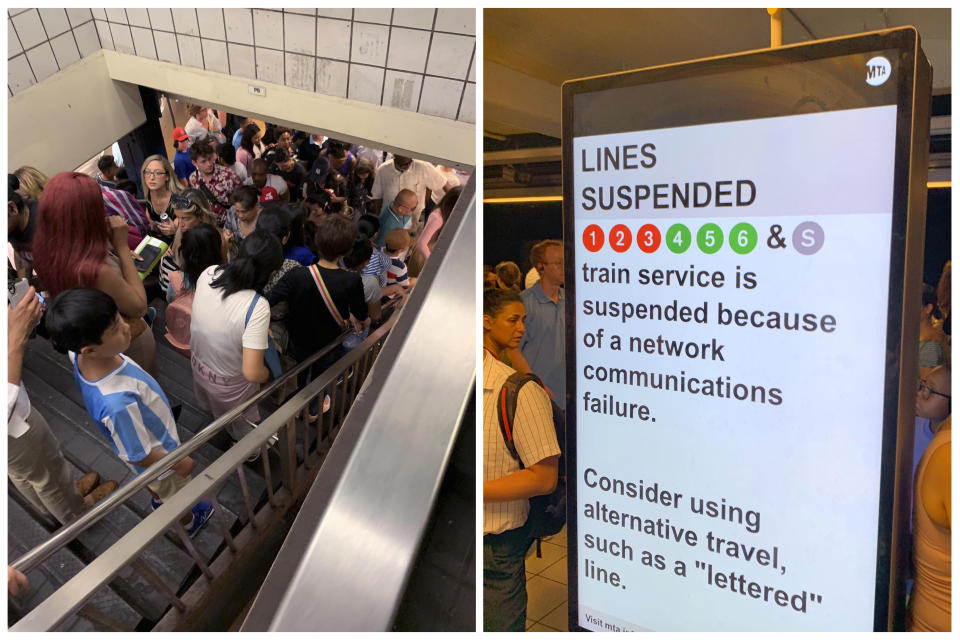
[210,229,283,297]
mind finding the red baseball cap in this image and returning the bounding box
[260,186,279,203]
[172,127,189,142]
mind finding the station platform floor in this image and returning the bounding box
[525,525,569,632]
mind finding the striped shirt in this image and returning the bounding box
[70,353,181,473]
[362,249,390,287]
[483,352,560,535]
[101,185,151,247]
[386,257,409,289]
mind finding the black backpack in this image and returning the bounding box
[496,372,566,557]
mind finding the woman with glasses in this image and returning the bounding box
[158,189,219,301]
[139,155,183,245]
[908,364,951,632]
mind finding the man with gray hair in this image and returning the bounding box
[374,188,418,249]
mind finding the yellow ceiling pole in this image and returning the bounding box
[768,8,783,48]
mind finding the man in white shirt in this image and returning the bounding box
[244,158,290,203]
[370,156,448,234]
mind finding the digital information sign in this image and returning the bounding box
[562,30,930,632]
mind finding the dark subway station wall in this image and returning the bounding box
[483,202,563,272]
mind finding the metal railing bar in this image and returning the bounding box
[130,557,187,613]
[11,324,392,631]
[174,527,213,581]
[11,299,402,574]
[210,496,237,553]
[235,466,257,529]
[262,444,277,507]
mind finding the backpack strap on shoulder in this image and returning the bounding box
[496,372,546,467]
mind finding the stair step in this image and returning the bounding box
[7,498,142,631]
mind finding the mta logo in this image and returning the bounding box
[865,56,891,86]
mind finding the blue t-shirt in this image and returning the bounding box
[519,284,566,401]
[174,149,195,182]
[70,353,180,473]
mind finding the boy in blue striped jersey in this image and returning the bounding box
[45,289,214,537]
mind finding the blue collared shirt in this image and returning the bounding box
[520,283,565,402]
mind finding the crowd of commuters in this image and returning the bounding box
[7,103,466,596]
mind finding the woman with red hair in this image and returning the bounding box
[32,172,156,376]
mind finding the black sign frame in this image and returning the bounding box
[561,27,930,632]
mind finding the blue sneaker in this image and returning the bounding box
[185,501,215,538]
[150,497,163,511]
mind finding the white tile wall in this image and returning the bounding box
[255,47,284,84]
[147,9,174,33]
[426,33,473,80]
[7,8,476,125]
[348,63,384,105]
[253,10,282,49]
[459,82,476,123]
[351,22,389,67]
[74,21,100,58]
[110,22,135,55]
[393,9,434,30]
[9,21,22,57]
[126,8,150,29]
[38,8,71,38]
[316,58,348,98]
[284,13,315,56]
[155,31,179,64]
[12,10,47,50]
[177,34,203,69]
[388,27,430,73]
[26,42,59,82]
[104,8,127,24]
[67,9,93,28]
[435,8,474,35]
[228,43,255,79]
[354,9,391,25]
[171,9,200,37]
[285,52,315,91]
[202,38,229,74]
[317,18,351,61]
[198,9,226,41]
[9,53,35,93]
[383,69,422,112]
[131,26,156,60]
[95,20,113,50]
[420,75,464,120]
[50,31,81,67]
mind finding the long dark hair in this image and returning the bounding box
[256,204,292,249]
[240,123,260,154]
[180,224,223,287]
[210,229,282,298]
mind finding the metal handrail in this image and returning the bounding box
[11,314,399,632]
[10,295,402,575]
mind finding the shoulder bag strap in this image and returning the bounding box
[245,293,260,327]
[308,264,348,330]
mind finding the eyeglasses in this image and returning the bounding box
[143,170,168,177]
[918,378,951,400]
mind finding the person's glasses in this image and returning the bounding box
[918,378,950,400]
[144,170,167,177]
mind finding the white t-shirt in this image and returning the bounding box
[244,173,289,196]
[370,159,447,218]
[190,265,271,377]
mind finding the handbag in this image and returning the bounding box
[245,294,283,379]
[307,265,367,350]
